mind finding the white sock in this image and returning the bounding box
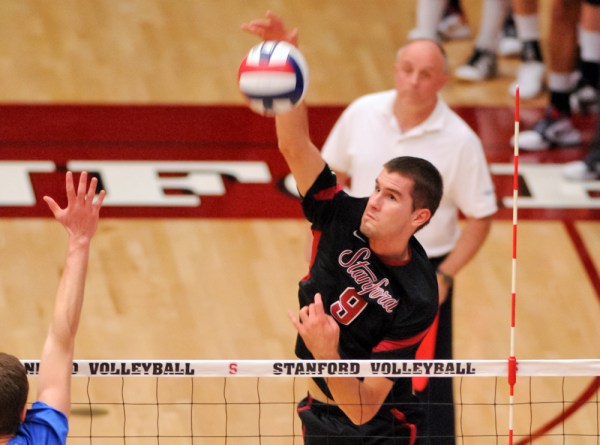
[514,13,540,41]
[475,0,510,51]
[579,27,600,62]
[547,71,579,92]
[413,0,449,40]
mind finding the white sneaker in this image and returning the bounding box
[513,109,582,150]
[570,84,599,115]
[509,61,545,99]
[498,16,521,57]
[455,49,497,81]
[498,36,522,58]
[437,13,471,41]
[563,161,600,181]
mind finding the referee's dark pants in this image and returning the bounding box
[415,255,455,445]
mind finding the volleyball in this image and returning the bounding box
[238,40,309,117]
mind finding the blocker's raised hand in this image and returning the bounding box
[43,171,105,242]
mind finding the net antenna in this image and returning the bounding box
[508,85,520,445]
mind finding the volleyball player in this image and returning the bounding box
[243,12,443,444]
[319,36,497,445]
[0,171,105,445]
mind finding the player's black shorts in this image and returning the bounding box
[584,0,600,5]
[297,394,424,444]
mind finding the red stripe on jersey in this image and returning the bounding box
[412,313,440,391]
[313,184,342,201]
[297,394,313,413]
[308,230,321,270]
[371,327,431,353]
[390,408,417,444]
[301,230,322,283]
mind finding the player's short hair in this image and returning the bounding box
[384,156,443,229]
[0,352,29,435]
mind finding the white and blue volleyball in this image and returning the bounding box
[238,41,309,116]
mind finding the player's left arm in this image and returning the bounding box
[436,214,493,304]
[324,374,395,425]
[37,172,105,416]
[436,134,498,303]
[288,293,395,425]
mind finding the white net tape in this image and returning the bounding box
[21,359,600,378]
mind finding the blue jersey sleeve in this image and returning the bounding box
[9,402,68,445]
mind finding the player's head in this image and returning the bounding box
[393,39,449,104]
[385,156,442,227]
[0,353,29,436]
[360,156,442,242]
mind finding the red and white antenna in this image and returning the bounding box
[508,85,520,444]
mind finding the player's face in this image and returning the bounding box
[360,169,421,242]
[393,41,448,106]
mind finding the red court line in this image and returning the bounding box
[564,221,600,301]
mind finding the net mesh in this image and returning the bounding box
[23,360,600,444]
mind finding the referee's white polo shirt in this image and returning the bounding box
[322,89,498,258]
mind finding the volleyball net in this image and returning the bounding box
[22,359,600,444]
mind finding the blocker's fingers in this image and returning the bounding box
[42,196,61,216]
[76,171,88,198]
[65,171,76,202]
[86,177,98,202]
[94,189,107,209]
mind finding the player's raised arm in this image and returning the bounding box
[37,171,105,416]
[241,11,325,197]
[274,101,326,197]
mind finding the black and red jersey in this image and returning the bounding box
[297,165,439,402]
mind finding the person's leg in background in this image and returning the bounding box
[454,0,511,81]
[437,0,472,41]
[563,0,600,180]
[516,0,583,151]
[510,0,545,99]
[498,8,522,57]
[409,0,450,40]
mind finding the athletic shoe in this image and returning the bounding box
[499,36,522,58]
[562,160,600,181]
[513,108,582,150]
[509,61,545,99]
[455,49,497,81]
[437,13,471,41]
[498,17,521,57]
[570,84,599,115]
